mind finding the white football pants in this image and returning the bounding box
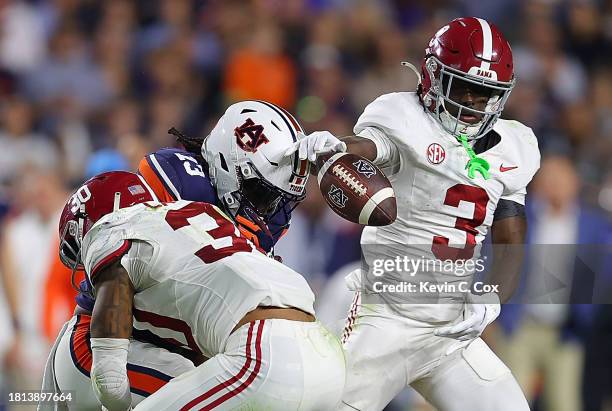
[339,292,529,411]
[135,319,346,411]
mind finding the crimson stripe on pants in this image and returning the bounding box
[201,320,265,410]
[180,320,264,410]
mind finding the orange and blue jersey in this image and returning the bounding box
[138,148,217,204]
[76,147,292,311]
[138,148,291,251]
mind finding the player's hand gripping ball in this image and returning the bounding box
[316,153,396,226]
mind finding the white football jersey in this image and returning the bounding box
[81,201,315,359]
[350,92,540,322]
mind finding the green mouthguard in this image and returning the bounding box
[457,134,490,180]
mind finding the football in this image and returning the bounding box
[317,153,396,226]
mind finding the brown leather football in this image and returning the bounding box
[316,153,396,226]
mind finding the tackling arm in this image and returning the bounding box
[90,259,135,411]
[292,132,378,163]
[294,93,407,167]
[295,129,404,175]
[340,136,378,162]
[489,209,527,303]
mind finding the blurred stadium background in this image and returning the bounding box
[0,0,610,410]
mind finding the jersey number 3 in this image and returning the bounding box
[165,203,252,263]
[432,184,489,260]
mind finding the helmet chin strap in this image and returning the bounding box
[70,247,83,292]
[457,134,490,180]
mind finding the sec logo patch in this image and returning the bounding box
[426,143,446,165]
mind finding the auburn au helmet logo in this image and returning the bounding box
[235,118,269,153]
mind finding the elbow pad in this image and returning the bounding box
[90,338,132,411]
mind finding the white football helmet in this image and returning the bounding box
[202,100,309,225]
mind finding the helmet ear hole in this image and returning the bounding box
[219,153,229,172]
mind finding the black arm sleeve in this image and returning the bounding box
[493,199,526,221]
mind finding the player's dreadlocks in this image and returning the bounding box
[168,127,208,167]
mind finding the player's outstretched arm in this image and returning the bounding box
[490,212,527,303]
[90,259,135,411]
[287,131,378,163]
[341,136,378,162]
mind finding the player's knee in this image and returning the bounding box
[460,339,529,411]
[494,374,530,411]
[423,339,529,411]
[461,338,511,381]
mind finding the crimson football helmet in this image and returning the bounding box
[417,17,515,140]
[58,171,156,274]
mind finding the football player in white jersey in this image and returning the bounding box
[56,170,346,411]
[41,101,314,411]
[290,17,539,411]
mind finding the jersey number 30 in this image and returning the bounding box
[432,184,489,260]
[165,203,252,263]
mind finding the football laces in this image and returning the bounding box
[332,164,367,196]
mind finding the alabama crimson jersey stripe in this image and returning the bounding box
[90,240,131,280]
[132,327,202,364]
[133,308,203,357]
